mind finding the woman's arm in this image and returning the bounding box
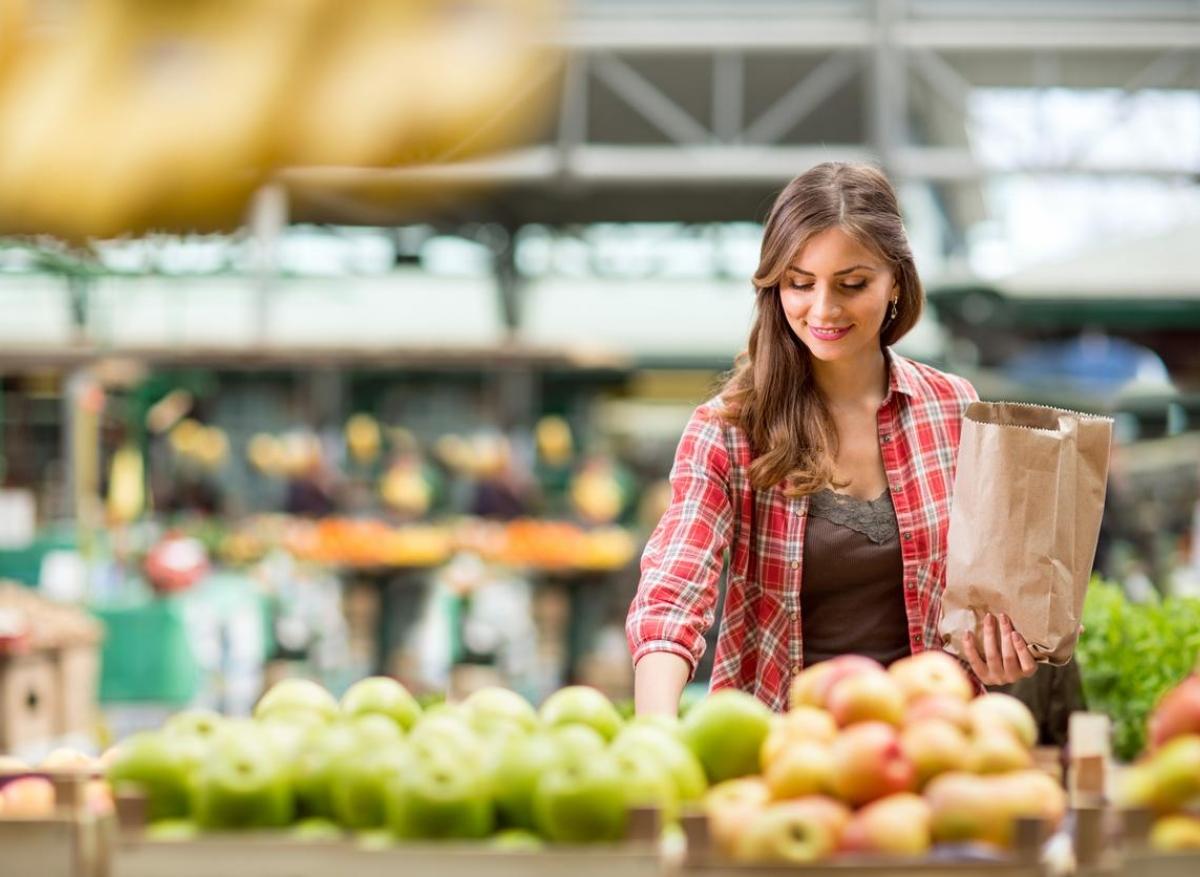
[634,652,692,717]
[626,405,734,717]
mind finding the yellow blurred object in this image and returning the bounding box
[434,434,470,473]
[194,427,229,470]
[283,0,560,167]
[0,0,562,238]
[345,413,382,465]
[0,0,326,238]
[168,419,203,456]
[106,443,145,523]
[535,415,573,466]
[570,468,624,525]
[247,433,283,475]
[579,526,637,571]
[379,463,432,516]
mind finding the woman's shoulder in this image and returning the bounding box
[889,350,979,407]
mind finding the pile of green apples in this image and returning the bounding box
[104,678,711,845]
[1117,672,1200,852]
[697,652,1068,863]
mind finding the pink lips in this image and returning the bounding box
[809,325,852,341]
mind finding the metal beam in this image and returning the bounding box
[712,51,745,144]
[743,51,863,144]
[591,51,712,145]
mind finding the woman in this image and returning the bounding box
[626,162,1036,716]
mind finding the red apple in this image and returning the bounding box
[900,718,973,787]
[829,721,916,806]
[1148,674,1200,750]
[1,776,55,817]
[826,670,905,728]
[903,694,972,733]
[991,770,1067,831]
[840,792,932,856]
[704,777,771,855]
[925,772,1009,847]
[761,706,838,770]
[765,741,834,799]
[790,656,883,711]
[968,693,1037,749]
[888,651,973,703]
[1151,814,1200,852]
[971,728,1034,774]
[732,798,847,863]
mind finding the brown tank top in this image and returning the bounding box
[800,488,911,667]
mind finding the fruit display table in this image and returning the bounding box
[111,834,663,877]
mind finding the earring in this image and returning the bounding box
[890,299,898,321]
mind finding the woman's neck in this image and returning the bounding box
[810,347,889,410]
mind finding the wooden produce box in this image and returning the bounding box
[1106,807,1200,877]
[0,773,114,877]
[111,795,663,877]
[676,810,1050,877]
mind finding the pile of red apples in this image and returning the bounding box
[705,652,1066,863]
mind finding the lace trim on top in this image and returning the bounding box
[808,488,899,545]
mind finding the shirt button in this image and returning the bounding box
[905,580,916,590]
[882,433,891,443]
[792,665,802,676]
[903,532,913,541]
[891,483,901,493]
[913,633,923,645]
[790,561,800,570]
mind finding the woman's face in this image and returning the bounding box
[779,226,897,364]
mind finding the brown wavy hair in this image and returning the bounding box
[720,161,923,496]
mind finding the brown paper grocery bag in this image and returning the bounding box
[939,402,1114,665]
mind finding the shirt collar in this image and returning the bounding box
[883,347,919,401]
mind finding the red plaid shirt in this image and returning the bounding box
[627,349,980,711]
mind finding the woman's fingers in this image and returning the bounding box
[1011,628,1038,677]
[982,613,1003,677]
[962,630,992,684]
[997,614,1023,680]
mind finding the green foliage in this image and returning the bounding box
[1077,579,1200,761]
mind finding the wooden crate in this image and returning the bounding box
[55,643,100,738]
[114,835,662,877]
[0,773,113,877]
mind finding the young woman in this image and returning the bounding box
[627,161,1037,716]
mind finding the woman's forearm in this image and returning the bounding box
[633,651,691,717]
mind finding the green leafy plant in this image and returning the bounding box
[1077,579,1200,761]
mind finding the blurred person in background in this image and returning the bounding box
[627,162,1038,716]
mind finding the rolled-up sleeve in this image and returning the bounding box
[626,404,733,677]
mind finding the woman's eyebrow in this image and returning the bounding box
[788,263,876,276]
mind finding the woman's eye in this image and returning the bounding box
[843,282,866,290]
[787,280,813,290]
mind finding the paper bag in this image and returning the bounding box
[939,401,1114,665]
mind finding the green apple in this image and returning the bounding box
[163,709,224,741]
[551,724,607,762]
[191,725,293,829]
[106,731,203,821]
[292,722,364,819]
[408,712,483,766]
[680,690,772,783]
[143,819,200,841]
[291,817,344,842]
[491,731,566,830]
[351,713,405,746]
[612,745,678,822]
[255,678,338,724]
[385,748,494,840]
[491,828,545,851]
[533,749,628,843]
[460,687,539,736]
[340,676,422,732]
[625,714,684,740]
[612,725,707,803]
[540,686,623,741]
[331,743,411,829]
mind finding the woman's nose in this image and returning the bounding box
[809,284,842,319]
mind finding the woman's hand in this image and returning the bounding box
[962,612,1037,686]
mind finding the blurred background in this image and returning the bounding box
[0,0,1197,758]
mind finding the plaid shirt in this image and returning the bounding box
[627,349,980,712]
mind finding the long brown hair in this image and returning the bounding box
[720,161,923,496]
